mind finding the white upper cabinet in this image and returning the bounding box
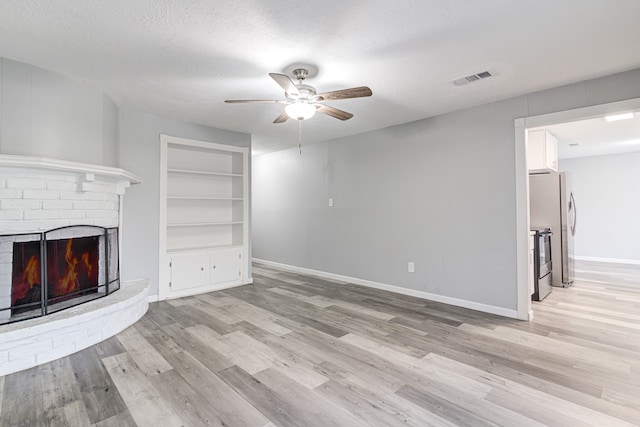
[527,130,558,174]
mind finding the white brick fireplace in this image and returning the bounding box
[0,154,147,376]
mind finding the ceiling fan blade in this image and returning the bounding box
[224,99,285,104]
[269,73,300,96]
[316,104,354,121]
[315,86,372,101]
[273,111,289,124]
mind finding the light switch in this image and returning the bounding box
[408,262,415,273]
[329,198,334,207]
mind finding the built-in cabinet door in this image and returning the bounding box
[169,248,242,296]
[210,248,242,284]
[170,252,208,291]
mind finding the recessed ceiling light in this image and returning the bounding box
[605,112,634,122]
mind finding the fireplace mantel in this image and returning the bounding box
[0,154,141,194]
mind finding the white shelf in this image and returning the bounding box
[167,168,243,177]
[167,221,243,227]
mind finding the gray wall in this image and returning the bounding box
[253,68,640,312]
[118,108,251,297]
[560,151,640,262]
[0,57,118,166]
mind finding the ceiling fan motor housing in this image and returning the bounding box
[287,83,316,101]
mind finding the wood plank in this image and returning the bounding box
[0,366,44,427]
[69,347,130,424]
[172,303,237,335]
[208,295,292,336]
[458,323,634,375]
[0,375,3,421]
[414,331,640,424]
[314,376,459,427]
[396,384,499,427]
[216,365,310,427]
[142,329,272,426]
[38,358,83,423]
[93,336,127,359]
[221,326,329,389]
[253,367,366,426]
[189,297,245,324]
[148,369,227,427]
[101,352,183,426]
[424,352,637,427]
[115,326,173,376]
[91,411,137,427]
[47,399,92,427]
[160,322,235,373]
[144,302,176,327]
[232,320,331,389]
[283,313,348,338]
[268,286,335,308]
[184,327,271,375]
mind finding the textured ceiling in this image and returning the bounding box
[0,1,639,155]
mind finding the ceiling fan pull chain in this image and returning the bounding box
[299,120,302,155]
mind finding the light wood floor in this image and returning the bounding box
[574,259,640,286]
[1,261,639,426]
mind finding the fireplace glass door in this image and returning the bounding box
[1,226,120,324]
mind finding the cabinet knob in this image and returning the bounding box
[200,267,204,271]
[213,265,216,269]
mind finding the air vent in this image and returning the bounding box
[452,70,493,86]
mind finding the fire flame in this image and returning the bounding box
[58,238,79,295]
[23,255,40,288]
[82,252,92,276]
[11,253,40,305]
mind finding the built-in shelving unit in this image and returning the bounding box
[159,135,251,300]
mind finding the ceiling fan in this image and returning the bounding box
[225,68,372,123]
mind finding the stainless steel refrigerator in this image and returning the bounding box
[529,171,577,287]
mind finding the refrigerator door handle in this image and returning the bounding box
[570,192,577,236]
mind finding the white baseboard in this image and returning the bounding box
[253,258,518,319]
[148,278,253,303]
[574,256,640,266]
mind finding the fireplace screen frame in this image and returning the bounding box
[1,225,120,325]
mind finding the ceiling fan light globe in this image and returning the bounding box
[285,102,316,120]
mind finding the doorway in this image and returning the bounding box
[514,97,640,320]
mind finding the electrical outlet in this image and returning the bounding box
[408,262,415,273]
[329,198,334,207]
